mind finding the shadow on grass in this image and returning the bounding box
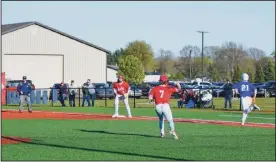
[77,129,160,138]
[2,136,190,161]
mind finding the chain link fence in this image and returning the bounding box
[4,87,275,111]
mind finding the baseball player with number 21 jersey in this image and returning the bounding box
[112,75,132,118]
[234,73,259,125]
[149,75,181,140]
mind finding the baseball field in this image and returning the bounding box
[1,98,275,161]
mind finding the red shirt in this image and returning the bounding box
[113,82,130,95]
[149,85,178,104]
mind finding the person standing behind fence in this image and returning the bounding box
[87,79,95,107]
[223,79,233,109]
[69,80,77,107]
[82,82,91,107]
[58,82,67,107]
[17,76,32,113]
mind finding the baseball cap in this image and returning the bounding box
[22,76,27,79]
[160,75,168,82]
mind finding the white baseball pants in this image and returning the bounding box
[114,95,132,116]
[155,103,175,134]
[241,96,254,124]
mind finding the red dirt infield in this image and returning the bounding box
[2,136,32,145]
[2,110,275,129]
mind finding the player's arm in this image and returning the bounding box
[112,84,118,95]
[148,88,155,103]
[252,84,257,103]
[175,81,181,92]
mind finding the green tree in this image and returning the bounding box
[246,68,255,83]
[263,59,275,81]
[117,55,145,85]
[107,48,125,65]
[207,63,220,82]
[232,64,242,83]
[124,40,154,72]
[255,63,265,83]
[271,51,275,58]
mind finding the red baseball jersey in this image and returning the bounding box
[149,85,178,104]
[113,82,130,95]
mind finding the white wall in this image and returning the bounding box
[107,68,117,82]
[2,24,107,88]
[144,75,160,82]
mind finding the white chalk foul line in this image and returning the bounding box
[218,115,275,120]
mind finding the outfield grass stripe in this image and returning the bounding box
[218,115,275,120]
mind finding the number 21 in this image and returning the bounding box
[241,85,249,91]
[159,90,164,98]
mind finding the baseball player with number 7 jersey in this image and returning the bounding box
[149,75,181,139]
[234,73,259,125]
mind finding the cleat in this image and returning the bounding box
[128,115,132,118]
[19,110,23,113]
[112,114,118,118]
[160,133,165,138]
[170,131,179,140]
[241,123,245,126]
[28,110,32,113]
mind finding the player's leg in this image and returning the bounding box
[112,96,120,117]
[26,96,32,112]
[155,104,165,137]
[162,104,178,139]
[19,95,25,113]
[241,97,252,125]
[123,98,132,118]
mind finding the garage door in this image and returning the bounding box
[4,54,63,89]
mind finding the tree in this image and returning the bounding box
[117,55,145,85]
[246,68,255,83]
[263,59,275,81]
[155,49,174,75]
[124,40,154,72]
[247,47,266,61]
[207,63,220,82]
[271,51,275,58]
[107,48,125,65]
[255,63,265,83]
[232,64,242,83]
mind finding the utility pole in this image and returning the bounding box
[197,31,209,85]
[189,49,192,81]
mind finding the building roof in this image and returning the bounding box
[107,65,119,70]
[2,21,111,54]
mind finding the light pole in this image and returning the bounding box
[189,49,192,81]
[197,31,209,85]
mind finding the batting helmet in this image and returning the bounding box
[159,75,168,82]
[241,73,249,81]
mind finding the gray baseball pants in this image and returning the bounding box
[19,95,32,111]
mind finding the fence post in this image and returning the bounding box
[5,88,8,106]
[239,97,242,111]
[134,87,136,108]
[105,87,107,107]
[51,88,54,107]
[78,88,81,107]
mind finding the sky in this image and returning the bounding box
[2,1,275,56]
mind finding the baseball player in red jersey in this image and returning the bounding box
[112,75,132,118]
[149,75,181,139]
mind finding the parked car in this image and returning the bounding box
[129,86,142,98]
[6,80,35,94]
[137,82,160,97]
[256,81,276,97]
[212,83,235,97]
[94,83,115,99]
[49,83,69,100]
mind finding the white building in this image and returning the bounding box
[107,65,118,83]
[2,21,110,88]
[144,72,160,82]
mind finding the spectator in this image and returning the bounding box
[69,80,77,107]
[58,81,67,107]
[82,82,91,107]
[17,76,32,113]
[87,79,95,107]
[223,79,233,109]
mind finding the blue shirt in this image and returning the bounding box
[17,82,32,95]
[234,81,255,97]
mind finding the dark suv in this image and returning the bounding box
[257,81,276,97]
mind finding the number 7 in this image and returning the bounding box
[159,90,164,98]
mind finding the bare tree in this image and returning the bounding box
[155,49,174,75]
[247,47,266,61]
